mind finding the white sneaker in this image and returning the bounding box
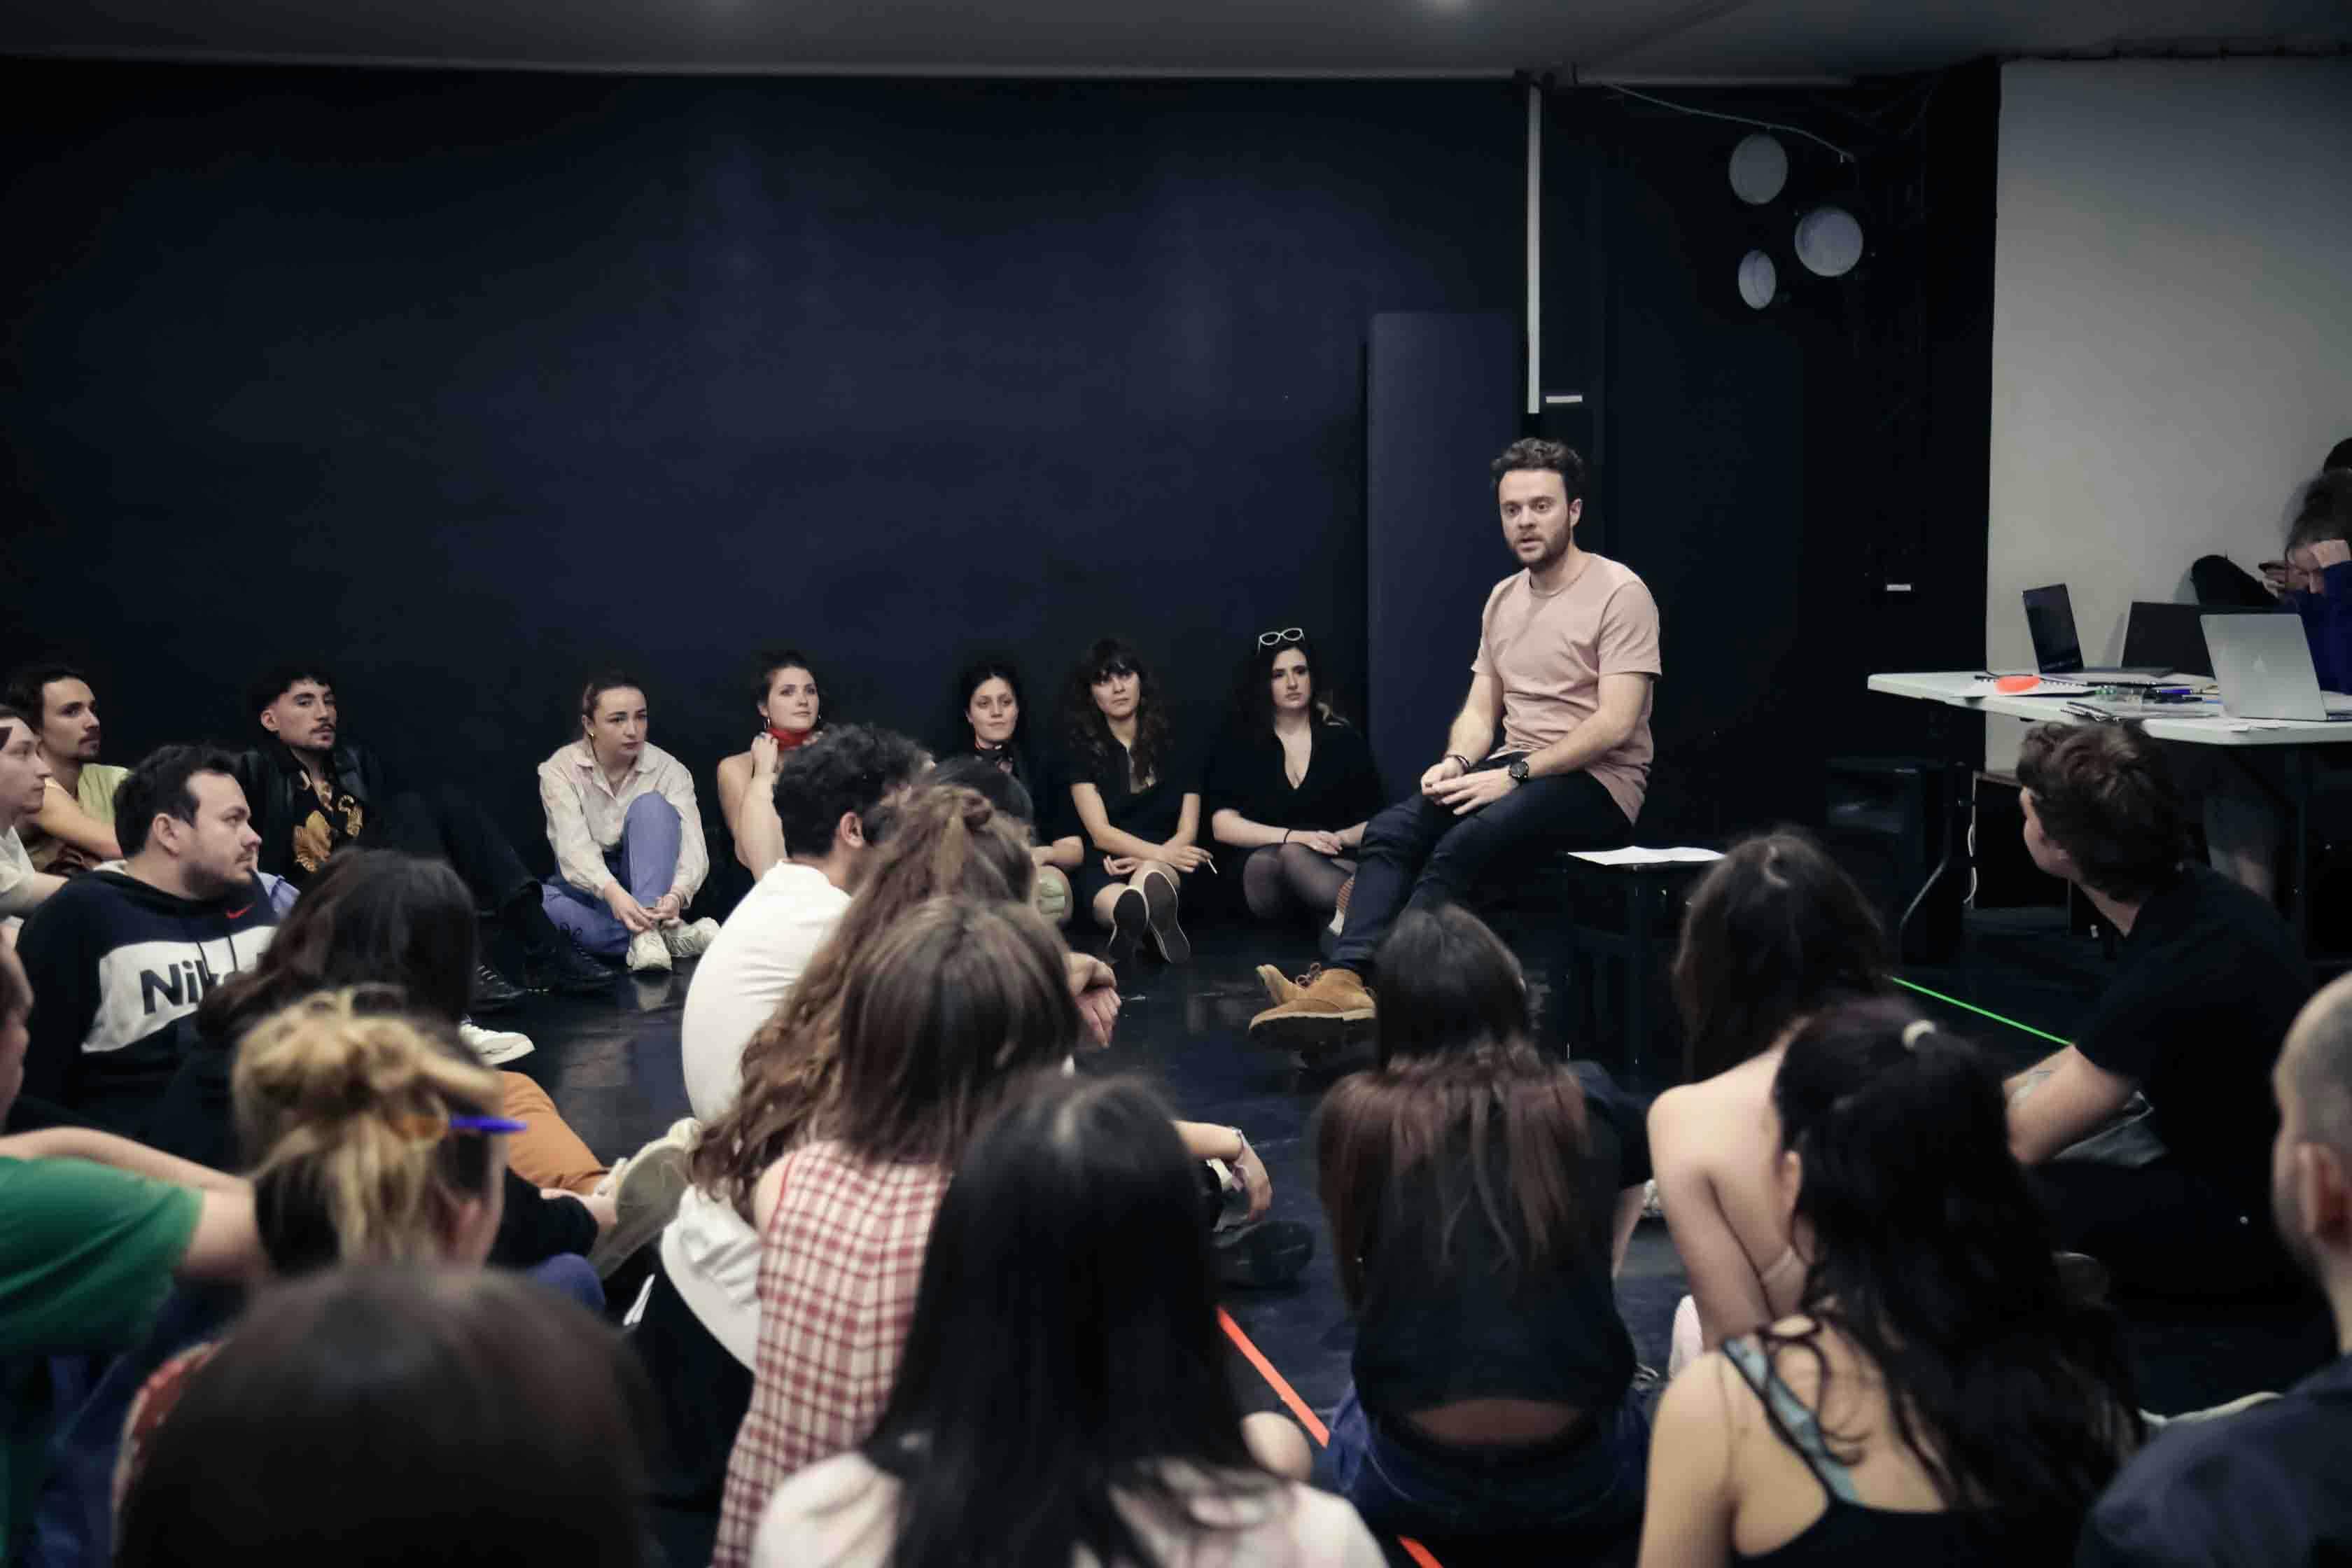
[662,917,721,960]
[457,1020,535,1065]
[592,1116,704,1200]
[626,929,673,973]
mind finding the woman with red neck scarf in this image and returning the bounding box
[718,650,827,878]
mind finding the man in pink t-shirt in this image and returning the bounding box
[1250,438,1660,1052]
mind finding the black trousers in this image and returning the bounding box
[1332,760,1632,975]
[631,1264,756,1511]
[363,786,536,911]
[2033,1156,2304,1301]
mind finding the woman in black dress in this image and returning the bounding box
[946,657,1083,924]
[1208,628,1381,925]
[1060,638,1210,965]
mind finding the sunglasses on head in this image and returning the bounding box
[1257,627,1304,649]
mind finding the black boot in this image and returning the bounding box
[472,962,527,1014]
[507,894,615,997]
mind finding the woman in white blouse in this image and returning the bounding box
[538,673,715,973]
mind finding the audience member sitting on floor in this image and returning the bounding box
[711,895,1079,1567]
[1314,902,1655,1550]
[234,663,609,1003]
[115,1266,654,1568]
[1,664,127,874]
[1648,831,1894,1374]
[0,706,67,937]
[538,672,718,974]
[0,939,264,1556]
[1061,637,1210,965]
[38,986,608,1565]
[680,724,929,1121]
[2077,969,2352,1565]
[716,648,827,878]
[13,746,285,1135]
[929,753,1073,926]
[2008,721,2314,1299]
[945,656,1082,923]
[1639,1000,2142,1566]
[138,849,658,1279]
[1208,627,1381,934]
[751,1073,1382,1568]
[99,993,619,1527]
[1252,438,1659,1054]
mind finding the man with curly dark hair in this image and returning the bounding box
[679,724,929,1121]
[1250,438,1660,1055]
[2008,720,2312,1298]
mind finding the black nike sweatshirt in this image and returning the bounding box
[13,868,284,1138]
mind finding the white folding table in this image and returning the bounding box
[1867,671,2352,953]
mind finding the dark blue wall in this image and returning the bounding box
[0,65,1522,875]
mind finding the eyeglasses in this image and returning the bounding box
[1257,627,1304,649]
[388,1110,530,1144]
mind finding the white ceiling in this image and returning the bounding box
[2,0,2345,80]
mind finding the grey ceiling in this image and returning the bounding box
[3,0,2346,79]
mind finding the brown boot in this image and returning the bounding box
[1254,964,1301,1007]
[1249,965,1375,1054]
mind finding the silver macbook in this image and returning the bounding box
[2202,615,2352,721]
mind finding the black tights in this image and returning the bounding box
[1242,842,1354,921]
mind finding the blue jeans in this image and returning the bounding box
[524,1254,606,1313]
[1323,1382,1649,1547]
[540,793,683,958]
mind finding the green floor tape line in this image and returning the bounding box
[1892,976,2072,1049]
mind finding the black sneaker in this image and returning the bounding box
[527,935,617,997]
[472,962,526,1016]
[1102,886,1149,968]
[1214,1219,1315,1289]
[1142,871,1190,965]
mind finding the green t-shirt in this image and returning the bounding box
[0,1156,200,1555]
[22,764,130,874]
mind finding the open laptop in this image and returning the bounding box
[2022,584,2169,682]
[2202,615,2352,721]
[2120,601,2277,680]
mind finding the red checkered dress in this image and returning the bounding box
[713,1142,951,1568]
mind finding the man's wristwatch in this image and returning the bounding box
[1506,757,1532,786]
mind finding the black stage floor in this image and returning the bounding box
[505,904,2336,1566]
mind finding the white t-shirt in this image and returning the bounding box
[658,1182,764,1367]
[680,861,851,1121]
[752,1452,1386,1568]
[0,827,41,920]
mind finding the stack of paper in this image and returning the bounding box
[1568,846,1726,867]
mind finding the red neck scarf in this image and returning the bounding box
[766,724,816,750]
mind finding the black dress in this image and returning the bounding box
[1062,732,1205,906]
[1205,718,1383,839]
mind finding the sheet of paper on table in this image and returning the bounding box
[1569,846,1726,867]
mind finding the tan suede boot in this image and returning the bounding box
[1254,964,1301,1007]
[1248,965,1375,1053]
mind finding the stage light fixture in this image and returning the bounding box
[1737,250,1777,310]
[1793,204,1864,277]
[1727,134,1786,205]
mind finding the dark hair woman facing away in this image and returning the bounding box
[1637,998,2140,1567]
[748,1074,1381,1567]
[1316,903,1656,1550]
[1207,628,1382,927]
[118,1265,654,1568]
[1060,638,1210,965]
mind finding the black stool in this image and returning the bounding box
[1555,855,1712,1085]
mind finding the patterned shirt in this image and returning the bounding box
[713,1142,951,1568]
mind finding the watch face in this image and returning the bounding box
[1508,760,1530,782]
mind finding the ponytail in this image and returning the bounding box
[1764,999,2138,1527]
[233,987,505,1274]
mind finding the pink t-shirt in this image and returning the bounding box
[1471,553,1661,822]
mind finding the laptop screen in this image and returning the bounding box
[2022,584,2082,673]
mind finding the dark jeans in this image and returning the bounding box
[1322,1382,1648,1550]
[1332,759,1632,974]
[363,786,537,911]
[2033,1156,2305,1301]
